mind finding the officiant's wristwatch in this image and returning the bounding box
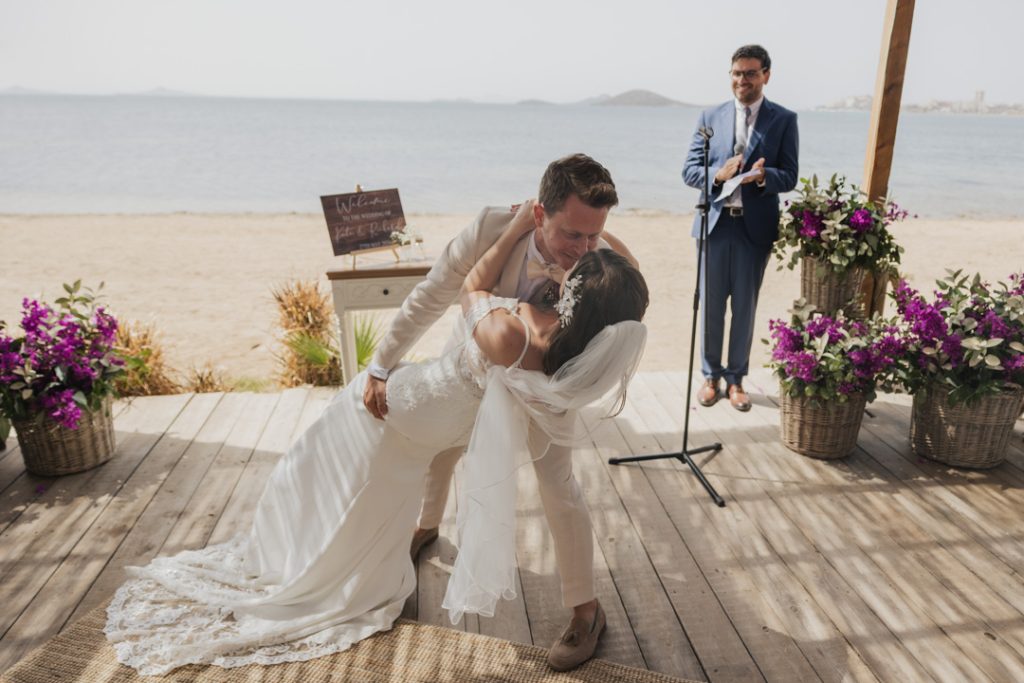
[367,362,391,381]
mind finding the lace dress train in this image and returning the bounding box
[105,298,522,675]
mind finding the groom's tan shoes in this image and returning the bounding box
[410,527,439,560]
[547,601,606,671]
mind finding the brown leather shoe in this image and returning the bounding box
[548,602,606,671]
[727,384,751,412]
[697,378,721,407]
[410,527,439,560]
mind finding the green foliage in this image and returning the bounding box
[229,376,274,393]
[285,332,336,369]
[353,314,385,371]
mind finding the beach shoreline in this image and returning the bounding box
[2,211,1022,388]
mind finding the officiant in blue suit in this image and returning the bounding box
[682,44,799,412]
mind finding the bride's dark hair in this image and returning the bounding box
[542,249,649,375]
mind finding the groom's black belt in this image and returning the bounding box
[724,207,744,217]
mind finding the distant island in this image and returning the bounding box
[0,85,197,98]
[819,92,1024,116]
[1,86,55,96]
[517,89,698,107]
[129,87,195,97]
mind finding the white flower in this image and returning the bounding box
[556,275,582,328]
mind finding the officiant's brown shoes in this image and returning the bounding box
[410,527,439,560]
[728,384,752,412]
[697,378,721,407]
[548,601,606,671]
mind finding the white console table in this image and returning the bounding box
[326,261,432,384]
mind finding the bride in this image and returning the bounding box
[105,203,650,676]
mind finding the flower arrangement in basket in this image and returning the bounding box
[0,281,125,475]
[766,300,906,459]
[890,270,1024,467]
[774,174,909,317]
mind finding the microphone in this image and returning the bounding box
[698,126,714,140]
[734,141,746,156]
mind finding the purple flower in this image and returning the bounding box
[1005,354,1024,379]
[785,351,818,383]
[885,202,910,224]
[1009,273,1024,297]
[94,307,118,344]
[805,316,845,344]
[976,309,1012,340]
[769,319,803,356]
[20,299,51,337]
[38,389,82,429]
[799,210,824,239]
[848,208,874,234]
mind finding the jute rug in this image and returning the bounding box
[1,608,701,683]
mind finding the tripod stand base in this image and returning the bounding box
[609,442,726,507]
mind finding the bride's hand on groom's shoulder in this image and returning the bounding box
[509,199,537,237]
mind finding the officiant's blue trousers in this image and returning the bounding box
[697,213,771,386]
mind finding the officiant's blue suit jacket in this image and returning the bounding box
[682,98,799,248]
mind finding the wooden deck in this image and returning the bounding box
[2,371,1024,682]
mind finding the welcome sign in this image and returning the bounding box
[320,188,406,256]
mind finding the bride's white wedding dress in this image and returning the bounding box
[105,296,646,676]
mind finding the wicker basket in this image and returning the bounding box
[780,388,867,459]
[12,395,115,476]
[910,384,1024,469]
[800,257,870,319]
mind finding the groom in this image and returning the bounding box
[362,153,619,671]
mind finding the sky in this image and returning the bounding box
[1,0,1018,109]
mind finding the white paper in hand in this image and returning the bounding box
[714,170,761,203]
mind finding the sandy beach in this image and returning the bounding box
[1,211,1021,387]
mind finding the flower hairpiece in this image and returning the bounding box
[556,275,582,328]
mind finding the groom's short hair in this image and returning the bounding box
[538,154,618,214]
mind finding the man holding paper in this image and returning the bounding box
[682,44,799,411]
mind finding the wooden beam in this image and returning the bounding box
[863,0,915,203]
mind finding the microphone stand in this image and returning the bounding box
[609,126,725,508]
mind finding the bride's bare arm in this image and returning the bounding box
[459,200,537,314]
[601,231,639,268]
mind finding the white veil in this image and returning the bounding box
[441,319,647,623]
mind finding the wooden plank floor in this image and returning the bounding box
[2,374,1024,682]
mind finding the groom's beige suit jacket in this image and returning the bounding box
[370,204,599,608]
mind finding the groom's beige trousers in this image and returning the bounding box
[417,435,593,609]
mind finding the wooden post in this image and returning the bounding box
[863,0,915,203]
[863,0,915,315]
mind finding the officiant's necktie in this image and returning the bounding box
[727,106,753,204]
[735,105,752,156]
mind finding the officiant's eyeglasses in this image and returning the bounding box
[729,68,766,81]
